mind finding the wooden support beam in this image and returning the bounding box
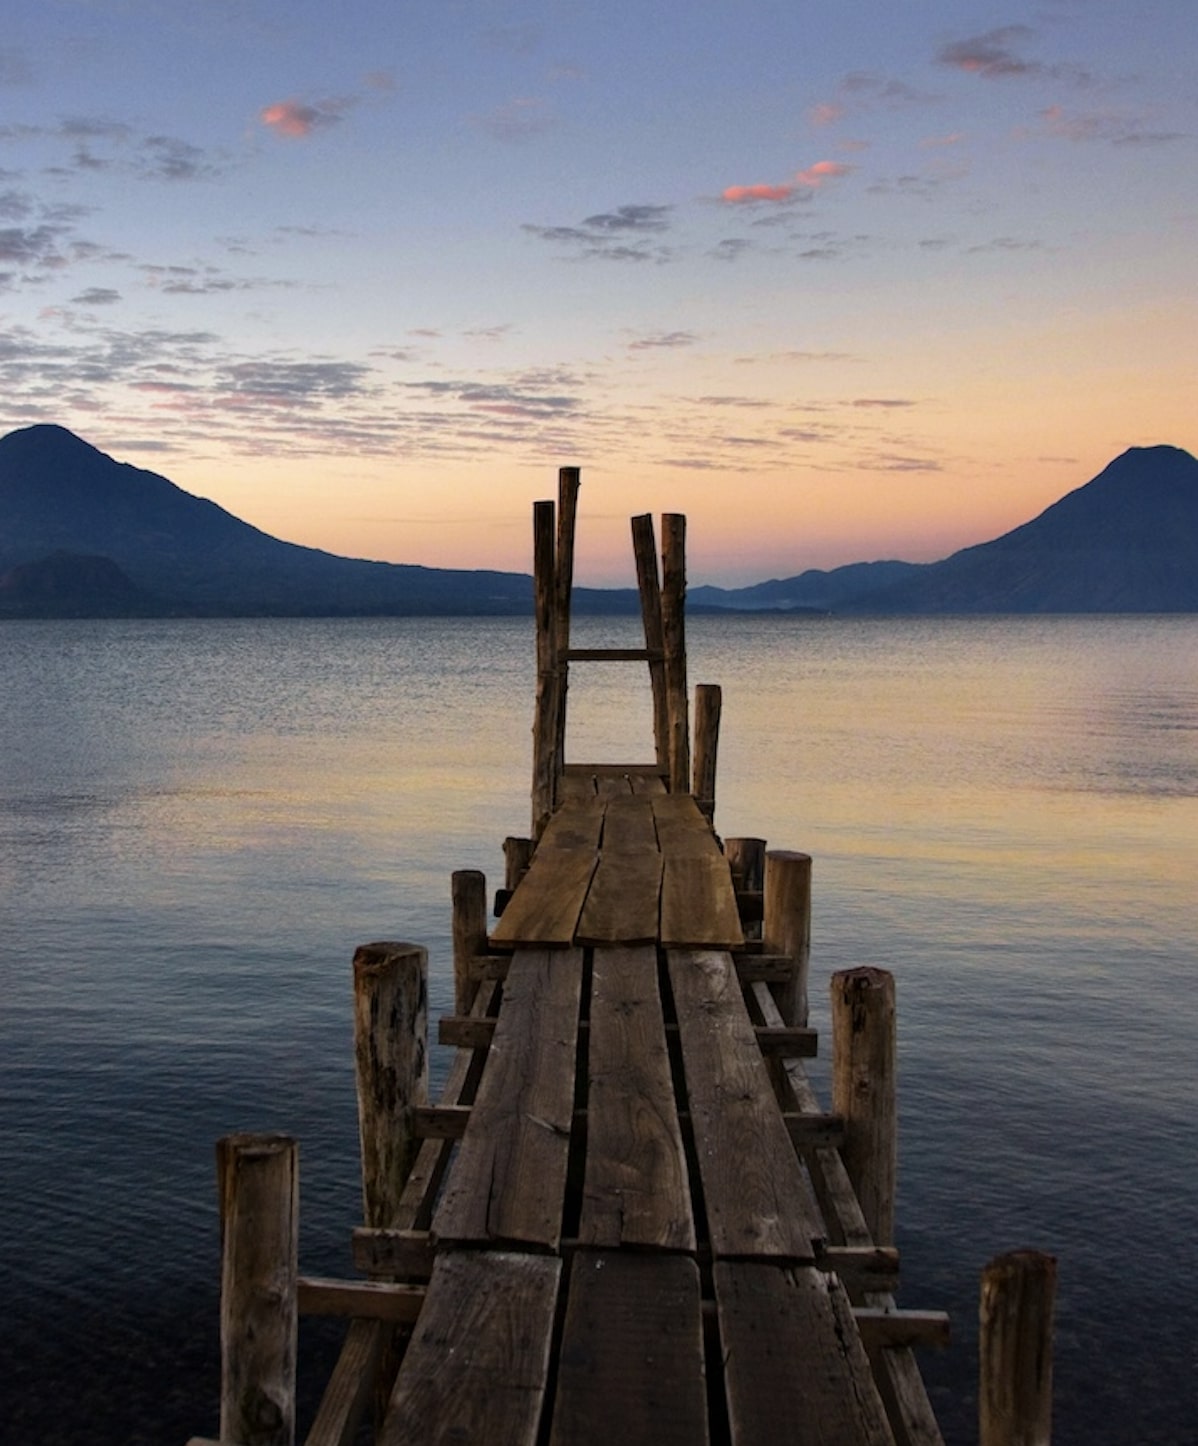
[754,1025,818,1058]
[782,1111,845,1147]
[763,850,812,1026]
[831,967,897,1247]
[553,468,580,793]
[297,1277,426,1324]
[660,513,689,793]
[979,1250,1057,1446]
[412,1104,471,1139]
[563,647,663,661]
[631,513,670,772]
[692,682,722,819]
[734,951,793,983]
[302,1318,383,1446]
[351,1228,436,1281]
[451,870,487,1016]
[503,836,533,891]
[817,1245,901,1295]
[438,1014,496,1050]
[855,1308,951,1351]
[531,497,557,837]
[353,942,429,1230]
[468,952,513,981]
[216,1133,298,1446]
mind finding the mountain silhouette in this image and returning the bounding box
[0,551,169,617]
[0,424,557,616]
[835,445,1198,613]
[1,426,1195,616]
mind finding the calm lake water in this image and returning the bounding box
[1,614,1195,1444]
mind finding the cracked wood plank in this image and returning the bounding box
[579,946,694,1251]
[433,949,582,1250]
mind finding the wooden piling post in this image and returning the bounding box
[554,467,580,775]
[631,513,670,774]
[216,1133,298,1446]
[980,1250,1057,1446]
[660,513,689,793]
[503,836,533,892]
[830,967,896,1246]
[763,850,812,1026]
[692,683,722,817]
[531,498,557,838]
[451,870,488,1016]
[352,942,429,1229]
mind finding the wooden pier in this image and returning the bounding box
[190,472,1057,1446]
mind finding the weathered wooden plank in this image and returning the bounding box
[579,946,695,1251]
[352,1227,435,1280]
[433,949,582,1249]
[489,849,597,947]
[651,792,723,858]
[380,1251,561,1446]
[668,949,823,1261]
[714,1261,896,1446]
[630,513,670,770]
[303,1318,382,1446]
[661,855,744,948]
[599,793,659,853]
[297,1277,425,1323]
[563,647,661,661]
[630,772,668,795]
[576,850,662,945]
[539,798,606,850]
[746,981,945,1446]
[855,1309,951,1351]
[549,1252,708,1445]
[594,773,635,798]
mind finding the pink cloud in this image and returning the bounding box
[809,102,844,128]
[795,160,850,187]
[722,182,795,203]
[721,160,850,205]
[260,98,347,139]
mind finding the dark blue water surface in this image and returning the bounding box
[2,615,1195,1443]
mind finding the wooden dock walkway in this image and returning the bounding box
[191,473,1056,1446]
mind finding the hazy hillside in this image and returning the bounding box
[2,426,1194,616]
[0,425,545,616]
[837,445,1198,613]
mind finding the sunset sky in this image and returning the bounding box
[2,1,1194,585]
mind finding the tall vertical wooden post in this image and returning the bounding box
[217,1133,299,1446]
[763,850,812,1025]
[631,513,669,774]
[830,966,896,1246]
[725,835,767,939]
[980,1250,1057,1446]
[452,871,488,1016]
[503,835,533,891]
[692,683,722,818]
[352,942,429,1229]
[660,513,689,793]
[531,499,557,837]
[553,467,580,777]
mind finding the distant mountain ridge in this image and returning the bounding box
[695,445,1198,614]
[1,425,1195,616]
[0,424,632,616]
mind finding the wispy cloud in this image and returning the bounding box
[523,203,674,261]
[627,330,698,352]
[1030,105,1184,147]
[721,160,850,205]
[260,98,352,139]
[71,286,121,306]
[472,97,555,142]
[937,27,1091,86]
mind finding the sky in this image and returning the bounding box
[1,1,1194,586]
